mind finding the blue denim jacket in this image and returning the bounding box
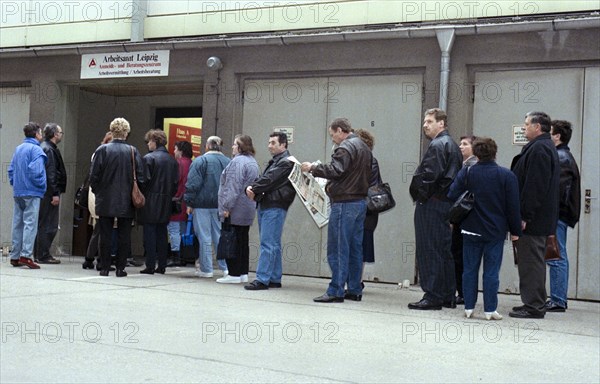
[8,137,47,198]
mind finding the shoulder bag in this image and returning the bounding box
[217,217,237,260]
[367,182,396,213]
[447,166,474,225]
[75,173,90,209]
[544,235,560,261]
[130,146,146,209]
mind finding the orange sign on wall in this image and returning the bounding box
[163,118,202,158]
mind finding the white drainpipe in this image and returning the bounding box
[436,29,455,112]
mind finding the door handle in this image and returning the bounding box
[585,189,597,214]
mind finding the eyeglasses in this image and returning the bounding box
[56,131,64,135]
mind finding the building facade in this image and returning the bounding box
[1,1,598,300]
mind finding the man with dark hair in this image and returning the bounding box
[546,120,581,312]
[409,108,462,310]
[185,135,230,278]
[35,123,67,264]
[8,122,47,269]
[301,118,372,302]
[509,111,560,319]
[244,132,296,290]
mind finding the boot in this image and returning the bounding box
[166,251,182,267]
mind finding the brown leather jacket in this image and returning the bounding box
[311,134,372,202]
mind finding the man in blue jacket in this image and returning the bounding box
[8,122,47,269]
[184,136,230,278]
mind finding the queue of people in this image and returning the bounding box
[7,109,581,320]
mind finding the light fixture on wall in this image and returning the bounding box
[206,56,223,71]
[206,56,223,136]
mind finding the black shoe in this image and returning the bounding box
[10,259,21,267]
[127,259,143,267]
[166,260,181,268]
[344,292,362,301]
[456,296,465,305]
[96,264,115,271]
[443,299,457,309]
[154,267,166,275]
[116,269,127,277]
[509,309,545,319]
[244,280,269,290]
[313,293,344,303]
[140,268,154,275]
[408,299,442,310]
[38,257,61,264]
[544,301,566,312]
[99,270,109,276]
[82,260,95,270]
[512,305,526,311]
[268,282,282,288]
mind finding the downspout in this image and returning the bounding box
[436,29,455,112]
[130,0,148,42]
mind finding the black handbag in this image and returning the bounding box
[367,182,396,213]
[74,175,90,209]
[217,218,237,260]
[180,214,199,263]
[447,167,474,225]
[171,197,183,215]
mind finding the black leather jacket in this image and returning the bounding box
[510,133,560,236]
[251,150,296,210]
[41,140,67,197]
[557,144,581,228]
[410,130,462,203]
[138,146,179,224]
[311,134,372,202]
[89,140,145,219]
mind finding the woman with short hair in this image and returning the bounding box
[448,137,522,320]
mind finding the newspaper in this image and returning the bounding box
[287,156,330,228]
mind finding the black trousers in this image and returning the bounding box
[450,224,464,297]
[35,195,59,260]
[143,223,169,269]
[85,224,101,262]
[225,225,250,277]
[98,217,132,271]
[515,234,547,314]
[414,199,456,304]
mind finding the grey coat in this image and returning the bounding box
[218,154,260,226]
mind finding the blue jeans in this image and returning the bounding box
[256,207,287,284]
[10,197,41,260]
[462,236,504,312]
[167,221,186,251]
[546,220,569,307]
[326,200,366,297]
[192,208,227,273]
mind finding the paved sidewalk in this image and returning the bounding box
[1,257,598,383]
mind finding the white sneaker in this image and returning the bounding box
[485,311,503,320]
[216,275,242,284]
[222,269,229,277]
[196,271,213,278]
[465,309,473,318]
[240,274,248,283]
